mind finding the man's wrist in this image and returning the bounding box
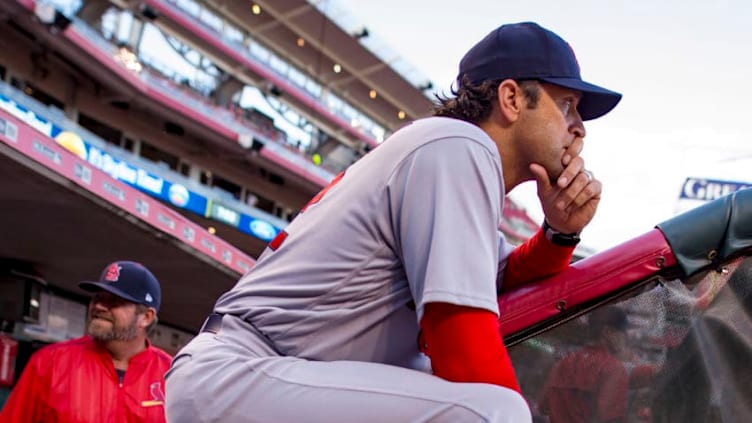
[542,220,581,246]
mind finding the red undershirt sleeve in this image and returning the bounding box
[420,302,521,393]
[502,227,575,293]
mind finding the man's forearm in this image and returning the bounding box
[501,227,575,293]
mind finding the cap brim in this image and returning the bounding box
[79,281,141,305]
[539,77,622,121]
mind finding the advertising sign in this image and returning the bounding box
[0,106,256,274]
[680,177,752,202]
[0,94,283,243]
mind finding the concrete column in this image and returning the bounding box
[188,163,202,182]
[127,18,145,51]
[63,76,79,122]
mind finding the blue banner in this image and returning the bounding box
[0,93,283,243]
[48,126,211,217]
[238,214,279,242]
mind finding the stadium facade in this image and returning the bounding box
[0,0,543,398]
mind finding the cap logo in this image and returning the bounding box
[103,264,122,282]
[145,293,153,303]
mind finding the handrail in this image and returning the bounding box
[499,229,677,339]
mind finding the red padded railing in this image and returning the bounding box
[499,229,677,336]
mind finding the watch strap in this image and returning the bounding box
[542,220,581,246]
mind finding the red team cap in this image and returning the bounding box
[458,22,622,121]
[79,261,162,312]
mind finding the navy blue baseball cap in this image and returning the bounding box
[79,261,161,312]
[458,22,622,121]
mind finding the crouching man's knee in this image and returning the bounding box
[458,384,532,423]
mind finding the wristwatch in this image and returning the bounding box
[542,220,581,246]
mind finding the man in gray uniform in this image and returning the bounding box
[165,22,621,422]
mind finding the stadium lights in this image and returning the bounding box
[114,47,143,73]
[251,4,261,15]
[333,64,342,73]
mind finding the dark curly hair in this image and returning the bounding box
[432,76,541,124]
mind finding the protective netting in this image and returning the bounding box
[511,255,752,423]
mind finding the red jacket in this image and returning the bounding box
[540,345,629,423]
[0,336,172,423]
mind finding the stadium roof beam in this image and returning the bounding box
[122,1,374,150]
[202,0,434,129]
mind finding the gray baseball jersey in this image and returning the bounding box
[166,117,530,423]
[213,116,515,369]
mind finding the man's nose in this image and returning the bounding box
[91,298,110,310]
[571,114,586,139]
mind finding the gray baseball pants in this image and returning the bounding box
[165,314,531,423]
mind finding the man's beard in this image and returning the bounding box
[87,313,139,342]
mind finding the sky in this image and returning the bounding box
[341,0,752,251]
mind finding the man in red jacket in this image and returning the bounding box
[0,261,172,423]
[540,307,632,423]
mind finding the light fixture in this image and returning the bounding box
[296,37,305,47]
[34,3,56,23]
[353,28,369,39]
[251,4,261,15]
[34,3,72,30]
[398,110,406,120]
[140,5,159,20]
[115,47,143,73]
[208,226,217,234]
[419,81,434,91]
[333,63,342,73]
[368,90,377,99]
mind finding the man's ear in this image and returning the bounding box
[497,79,524,122]
[138,308,156,329]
